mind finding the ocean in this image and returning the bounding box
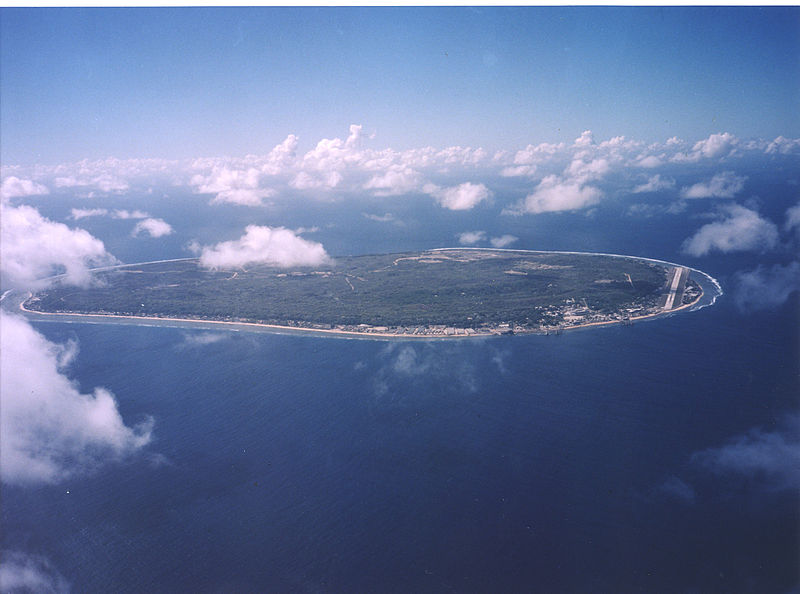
[3,175,799,593]
[3,280,797,593]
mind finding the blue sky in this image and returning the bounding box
[2,6,798,165]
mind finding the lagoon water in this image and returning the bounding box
[3,284,798,592]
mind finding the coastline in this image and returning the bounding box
[18,285,704,340]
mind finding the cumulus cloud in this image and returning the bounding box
[634,155,662,168]
[1,203,116,290]
[692,132,738,159]
[507,174,603,215]
[0,176,49,200]
[0,311,153,485]
[198,225,331,269]
[565,156,610,181]
[502,141,564,177]
[765,135,800,155]
[632,174,675,194]
[260,134,299,175]
[3,127,795,216]
[682,205,779,256]
[191,166,273,206]
[490,234,518,248]
[673,132,739,162]
[733,262,800,311]
[423,182,491,210]
[363,165,422,196]
[691,415,800,492]
[290,169,343,191]
[500,164,538,177]
[0,551,70,593]
[573,130,595,147]
[681,171,747,199]
[132,218,174,238]
[457,231,486,245]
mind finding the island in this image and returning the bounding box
[22,248,703,338]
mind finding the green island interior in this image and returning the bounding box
[25,249,702,336]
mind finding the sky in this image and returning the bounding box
[1,6,799,165]
[2,5,800,487]
[1,8,800,590]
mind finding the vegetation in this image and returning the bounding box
[27,249,673,331]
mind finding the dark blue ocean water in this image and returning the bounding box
[7,169,800,592]
[3,288,798,593]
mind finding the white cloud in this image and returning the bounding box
[112,209,149,220]
[0,311,153,485]
[132,218,174,238]
[1,203,116,290]
[362,212,395,223]
[199,225,331,269]
[424,182,491,211]
[54,172,129,193]
[289,170,342,191]
[363,165,422,196]
[2,128,793,217]
[457,230,486,245]
[692,132,738,159]
[0,551,70,593]
[784,201,800,235]
[434,145,489,167]
[260,134,299,175]
[682,205,779,256]
[70,207,110,220]
[691,414,800,492]
[0,176,49,200]
[500,164,537,177]
[490,234,518,248]
[733,262,800,311]
[673,132,739,162]
[177,332,229,349]
[765,135,800,155]
[191,166,273,206]
[509,141,565,167]
[566,157,610,181]
[573,130,594,147]
[508,174,603,215]
[632,174,675,194]
[634,155,662,168]
[681,171,747,199]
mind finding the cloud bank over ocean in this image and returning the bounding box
[3,128,797,216]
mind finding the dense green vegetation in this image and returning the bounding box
[28,250,670,330]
